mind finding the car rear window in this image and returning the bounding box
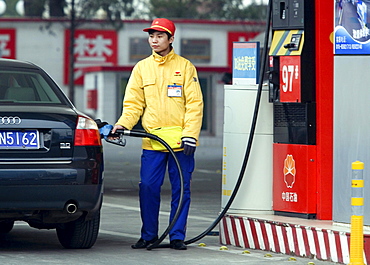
[0,71,63,104]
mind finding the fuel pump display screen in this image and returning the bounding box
[289,0,304,28]
[272,0,304,29]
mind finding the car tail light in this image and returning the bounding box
[74,116,102,146]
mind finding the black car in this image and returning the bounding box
[0,59,104,249]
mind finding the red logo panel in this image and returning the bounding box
[273,143,317,214]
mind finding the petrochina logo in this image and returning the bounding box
[283,154,296,188]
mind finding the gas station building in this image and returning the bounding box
[0,17,265,146]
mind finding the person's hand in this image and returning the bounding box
[108,125,126,140]
[181,137,196,156]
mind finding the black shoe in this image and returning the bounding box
[131,237,158,249]
[170,240,187,250]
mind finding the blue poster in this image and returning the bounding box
[335,0,370,54]
[232,42,260,85]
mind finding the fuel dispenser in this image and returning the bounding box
[268,0,317,218]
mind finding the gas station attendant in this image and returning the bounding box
[112,18,203,250]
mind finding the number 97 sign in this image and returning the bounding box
[279,56,301,103]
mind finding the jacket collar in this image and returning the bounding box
[152,48,175,64]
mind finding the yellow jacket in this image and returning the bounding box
[116,49,203,150]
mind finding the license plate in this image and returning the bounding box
[0,130,40,149]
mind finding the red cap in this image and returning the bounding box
[143,18,176,36]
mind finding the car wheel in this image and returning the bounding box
[0,221,14,234]
[56,211,100,249]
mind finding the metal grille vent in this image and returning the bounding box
[274,104,307,127]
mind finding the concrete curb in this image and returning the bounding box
[220,214,370,264]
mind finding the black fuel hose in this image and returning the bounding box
[184,0,272,246]
[113,129,185,250]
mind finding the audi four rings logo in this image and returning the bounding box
[0,116,22,125]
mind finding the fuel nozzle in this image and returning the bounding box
[105,134,127,147]
[95,120,127,147]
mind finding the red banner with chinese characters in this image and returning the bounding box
[0,29,16,59]
[64,29,118,85]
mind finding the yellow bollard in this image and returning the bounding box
[349,161,365,265]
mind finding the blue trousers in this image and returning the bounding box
[139,149,194,241]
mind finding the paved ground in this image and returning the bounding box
[0,139,339,264]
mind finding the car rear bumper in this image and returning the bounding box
[0,184,103,223]
[0,167,99,185]
[0,146,104,224]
